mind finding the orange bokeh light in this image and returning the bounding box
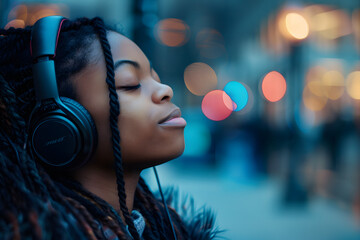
[303,84,327,111]
[262,71,287,102]
[322,70,344,100]
[5,19,25,29]
[8,5,27,22]
[196,28,226,59]
[155,18,190,47]
[278,8,310,42]
[184,62,217,96]
[285,13,309,40]
[353,10,360,49]
[29,7,58,25]
[6,4,67,27]
[346,71,360,100]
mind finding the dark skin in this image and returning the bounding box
[71,31,186,218]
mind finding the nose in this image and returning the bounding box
[152,81,174,104]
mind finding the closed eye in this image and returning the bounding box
[117,84,141,91]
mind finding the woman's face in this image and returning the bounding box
[72,31,186,171]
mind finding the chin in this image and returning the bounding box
[155,143,185,166]
[123,141,185,171]
[153,135,185,160]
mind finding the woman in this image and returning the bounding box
[0,17,220,239]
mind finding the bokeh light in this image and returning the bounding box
[285,12,309,40]
[6,4,68,26]
[196,28,226,59]
[261,71,287,102]
[278,8,309,42]
[7,5,27,22]
[322,70,344,100]
[307,80,323,97]
[155,18,190,47]
[346,71,360,100]
[311,9,352,40]
[353,10,360,49]
[202,90,233,121]
[4,19,25,29]
[303,84,327,111]
[306,66,327,97]
[29,5,60,25]
[224,81,248,111]
[184,62,217,96]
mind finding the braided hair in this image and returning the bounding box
[0,17,197,239]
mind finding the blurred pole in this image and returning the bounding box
[132,0,159,62]
[283,42,308,206]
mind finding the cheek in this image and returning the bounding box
[118,104,155,150]
[82,89,114,166]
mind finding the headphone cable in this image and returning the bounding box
[153,166,178,240]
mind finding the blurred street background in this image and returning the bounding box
[2,0,360,239]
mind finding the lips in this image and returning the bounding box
[158,108,182,124]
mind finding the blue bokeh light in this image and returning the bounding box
[224,81,249,111]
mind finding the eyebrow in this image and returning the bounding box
[114,60,140,71]
[114,59,154,73]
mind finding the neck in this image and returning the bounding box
[73,162,141,220]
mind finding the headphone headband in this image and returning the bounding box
[31,16,66,59]
[31,16,66,103]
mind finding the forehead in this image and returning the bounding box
[71,31,149,97]
[106,31,148,64]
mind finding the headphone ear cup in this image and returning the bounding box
[60,97,97,137]
[59,97,98,164]
[28,97,98,169]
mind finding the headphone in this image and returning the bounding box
[28,16,98,170]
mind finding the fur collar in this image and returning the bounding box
[163,188,224,240]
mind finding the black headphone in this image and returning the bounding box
[28,16,98,170]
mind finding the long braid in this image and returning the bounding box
[0,74,26,145]
[137,177,190,239]
[65,197,105,240]
[91,17,140,240]
[0,153,78,239]
[58,178,126,226]
[56,180,129,240]
[66,181,130,240]
[102,216,129,240]
[4,211,20,240]
[137,178,172,238]
[38,169,98,240]
[0,27,31,63]
[0,74,50,200]
[136,179,170,239]
[61,180,129,240]
[134,188,161,239]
